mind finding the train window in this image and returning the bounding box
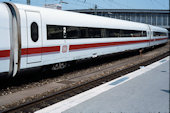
[106,29,120,37]
[31,22,39,42]
[153,32,166,37]
[80,28,89,38]
[88,28,102,38]
[142,31,147,37]
[105,29,146,38]
[47,25,63,39]
[120,30,132,37]
[101,29,106,37]
[120,30,147,37]
[130,30,141,37]
[67,27,79,39]
[46,24,147,39]
[120,30,131,37]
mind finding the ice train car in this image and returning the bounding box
[0,2,168,78]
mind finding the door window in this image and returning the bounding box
[31,22,39,42]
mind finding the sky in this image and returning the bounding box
[0,0,169,10]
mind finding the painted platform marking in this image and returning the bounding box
[110,77,129,85]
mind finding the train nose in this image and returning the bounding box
[0,3,11,51]
[0,3,11,78]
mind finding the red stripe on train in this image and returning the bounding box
[69,39,149,51]
[155,38,168,41]
[0,50,10,58]
[21,46,60,56]
[69,38,168,51]
[0,46,60,58]
[24,46,61,55]
[0,38,168,58]
[42,46,60,53]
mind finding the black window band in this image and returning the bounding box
[47,25,148,40]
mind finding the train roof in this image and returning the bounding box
[2,2,168,32]
[149,25,168,32]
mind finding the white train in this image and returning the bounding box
[0,2,168,78]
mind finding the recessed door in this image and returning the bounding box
[26,11,42,64]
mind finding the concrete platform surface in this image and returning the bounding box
[36,56,169,113]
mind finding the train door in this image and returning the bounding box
[148,25,155,46]
[26,11,42,64]
[150,31,155,46]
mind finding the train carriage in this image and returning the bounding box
[0,2,168,79]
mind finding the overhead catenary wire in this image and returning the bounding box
[75,0,106,9]
[1,0,168,10]
[70,0,133,9]
[66,0,95,9]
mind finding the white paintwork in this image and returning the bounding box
[35,56,169,113]
[19,10,27,69]
[149,25,168,33]
[0,3,11,73]
[26,11,42,64]
[149,25,168,46]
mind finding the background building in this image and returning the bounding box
[45,4,62,9]
[69,9,170,36]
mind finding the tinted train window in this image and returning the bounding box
[106,29,146,37]
[31,22,39,42]
[153,32,166,37]
[120,30,130,37]
[46,24,147,39]
[88,28,102,38]
[67,27,79,39]
[80,28,89,38]
[106,29,120,37]
[47,25,63,39]
[120,30,146,37]
[141,31,147,37]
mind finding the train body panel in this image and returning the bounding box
[149,25,168,46]
[23,3,150,66]
[0,2,169,78]
[0,3,11,74]
[15,3,152,68]
[19,9,27,69]
[25,11,42,64]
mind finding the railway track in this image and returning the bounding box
[1,49,169,113]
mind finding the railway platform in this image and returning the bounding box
[36,56,170,113]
